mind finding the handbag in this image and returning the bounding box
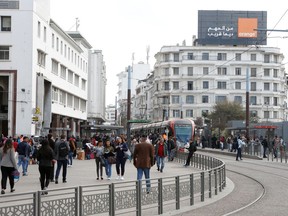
[107,156,116,164]
[12,170,20,183]
[124,149,131,158]
[99,155,106,166]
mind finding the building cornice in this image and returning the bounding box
[49,19,83,53]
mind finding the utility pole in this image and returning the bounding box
[115,96,117,125]
[126,65,132,147]
[246,68,250,139]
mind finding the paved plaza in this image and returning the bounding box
[10,157,200,194]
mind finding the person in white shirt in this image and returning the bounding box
[236,136,245,161]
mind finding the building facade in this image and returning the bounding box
[150,44,287,123]
[105,104,116,125]
[88,50,106,125]
[117,62,151,125]
[0,0,96,137]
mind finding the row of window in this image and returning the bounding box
[163,109,279,119]
[160,95,279,105]
[162,66,280,77]
[37,20,88,72]
[52,87,86,111]
[160,81,281,91]
[0,16,11,31]
[163,52,279,63]
[51,59,86,90]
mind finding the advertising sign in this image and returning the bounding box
[238,18,258,38]
[198,10,267,45]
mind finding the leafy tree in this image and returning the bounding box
[208,101,245,130]
[194,117,203,128]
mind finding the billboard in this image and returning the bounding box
[198,10,267,45]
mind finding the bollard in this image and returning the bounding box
[190,174,194,206]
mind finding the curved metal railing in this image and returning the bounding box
[0,152,226,216]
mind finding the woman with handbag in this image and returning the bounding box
[37,139,56,195]
[0,139,18,194]
[103,140,115,180]
[115,137,128,180]
[94,140,104,180]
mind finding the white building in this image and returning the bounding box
[88,50,106,125]
[117,62,151,125]
[150,45,287,122]
[0,0,92,137]
[105,104,116,125]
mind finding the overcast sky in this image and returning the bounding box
[50,0,288,105]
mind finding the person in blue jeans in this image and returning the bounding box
[103,140,115,180]
[16,136,30,176]
[155,138,167,172]
[68,139,76,166]
[133,134,154,193]
[114,137,128,180]
[54,135,70,184]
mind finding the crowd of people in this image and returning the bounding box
[3,131,280,196]
[0,132,190,195]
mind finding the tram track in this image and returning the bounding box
[222,169,266,216]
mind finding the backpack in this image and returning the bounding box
[58,141,69,157]
[169,140,175,150]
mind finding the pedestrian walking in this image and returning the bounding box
[48,134,55,182]
[103,139,115,180]
[94,140,104,180]
[37,139,55,195]
[0,139,18,194]
[184,138,197,167]
[167,136,176,161]
[16,136,30,176]
[236,136,245,161]
[115,137,128,180]
[261,136,268,158]
[54,134,69,184]
[68,138,76,167]
[133,134,154,193]
[155,137,167,172]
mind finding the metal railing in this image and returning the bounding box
[0,153,226,216]
[242,143,288,163]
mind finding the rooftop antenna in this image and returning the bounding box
[146,45,150,64]
[76,18,80,31]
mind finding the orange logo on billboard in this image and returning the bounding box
[238,18,258,38]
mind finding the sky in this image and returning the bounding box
[50,0,288,106]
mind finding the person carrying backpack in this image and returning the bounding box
[167,136,176,161]
[54,134,69,184]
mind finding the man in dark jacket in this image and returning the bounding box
[133,134,154,193]
[184,138,197,167]
[54,134,70,184]
[261,136,268,158]
[48,133,55,182]
[17,136,30,176]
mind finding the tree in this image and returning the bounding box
[208,101,245,130]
